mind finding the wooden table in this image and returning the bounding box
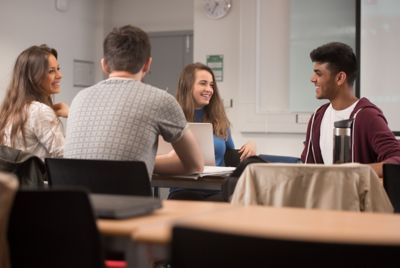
[97,200,234,267]
[99,200,400,268]
[130,204,400,267]
[133,205,400,246]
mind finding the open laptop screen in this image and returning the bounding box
[157,122,216,166]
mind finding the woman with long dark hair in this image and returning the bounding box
[176,62,256,165]
[0,44,68,159]
[169,62,256,201]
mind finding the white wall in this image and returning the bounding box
[193,0,304,157]
[105,0,194,33]
[0,0,106,105]
[0,0,193,103]
[103,0,305,156]
[360,0,400,132]
[0,0,304,157]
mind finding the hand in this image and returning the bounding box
[238,141,257,161]
[52,102,69,118]
[369,162,383,178]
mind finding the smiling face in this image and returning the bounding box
[41,54,62,96]
[310,62,338,100]
[192,69,214,109]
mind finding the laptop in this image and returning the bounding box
[157,122,216,166]
[90,194,162,219]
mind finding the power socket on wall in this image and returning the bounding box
[223,98,233,108]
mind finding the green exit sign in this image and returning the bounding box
[206,55,223,82]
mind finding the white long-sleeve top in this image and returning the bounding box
[3,101,64,160]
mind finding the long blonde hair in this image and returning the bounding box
[0,44,57,146]
[176,62,230,138]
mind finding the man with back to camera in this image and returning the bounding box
[300,42,400,177]
[64,25,204,176]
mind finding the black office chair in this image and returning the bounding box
[45,158,152,196]
[224,149,241,167]
[383,163,400,213]
[170,226,400,268]
[0,144,46,188]
[7,189,106,268]
[258,154,301,163]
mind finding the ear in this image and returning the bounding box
[336,71,347,86]
[142,57,152,75]
[101,58,110,75]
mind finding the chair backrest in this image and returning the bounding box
[170,226,400,268]
[224,149,241,167]
[45,158,152,196]
[0,172,18,268]
[7,189,105,268]
[258,154,301,163]
[0,145,46,188]
[383,163,400,213]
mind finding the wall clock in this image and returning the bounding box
[203,0,232,20]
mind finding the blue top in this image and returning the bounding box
[194,109,235,166]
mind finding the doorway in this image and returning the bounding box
[145,31,193,97]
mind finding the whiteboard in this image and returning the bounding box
[238,0,357,133]
[360,0,400,133]
[289,0,356,112]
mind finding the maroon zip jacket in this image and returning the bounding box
[301,97,400,164]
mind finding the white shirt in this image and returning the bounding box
[320,101,359,164]
[3,101,65,160]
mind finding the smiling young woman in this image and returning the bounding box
[0,44,68,159]
[169,62,257,201]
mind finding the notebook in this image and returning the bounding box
[168,166,236,180]
[157,122,216,166]
[90,194,162,219]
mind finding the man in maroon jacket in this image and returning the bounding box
[301,42,400,177]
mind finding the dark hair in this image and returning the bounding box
[176,62,230,138]
[103,25,151,74]
[0,44,58,146]
[310,42,357,86]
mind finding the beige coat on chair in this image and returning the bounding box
[231,163,393,213]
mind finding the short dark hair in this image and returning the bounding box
[310,42,357,86]
[103,25,151,74]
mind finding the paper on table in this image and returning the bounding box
[197,166,236,177]
[168,166,236,180]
